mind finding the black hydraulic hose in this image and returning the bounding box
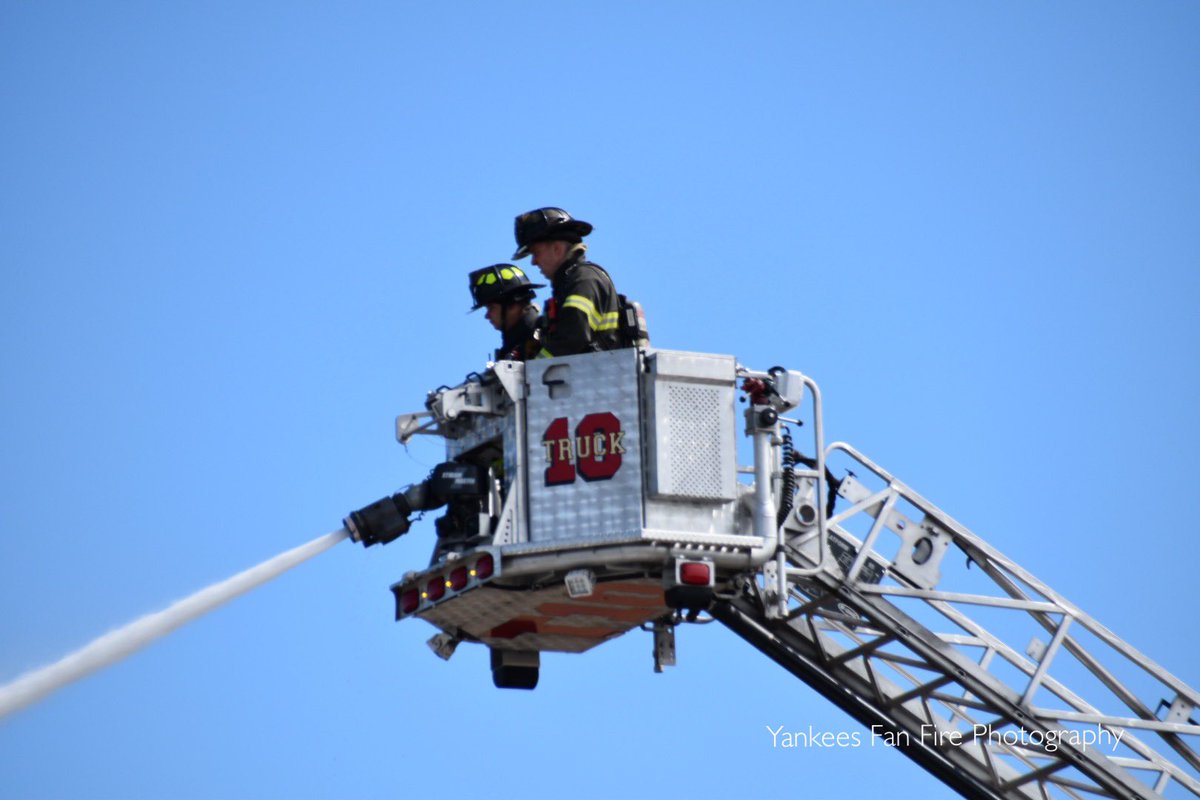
[777,427,796,529]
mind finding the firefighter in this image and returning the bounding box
[468,263,544,362]
[512,207,621,358]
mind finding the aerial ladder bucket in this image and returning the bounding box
[342,348,1199,800]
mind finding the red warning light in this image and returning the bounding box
[426,576,446,601]
[680,562,711,586]
[449,566,469,591]
[400,588,420,614]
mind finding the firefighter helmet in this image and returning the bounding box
[512,207,593,260]
[468,264,544,311]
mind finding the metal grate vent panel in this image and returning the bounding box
[664,383,725,498]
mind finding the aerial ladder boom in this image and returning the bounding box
[345,349,1199,800]
[718,425,1200,800]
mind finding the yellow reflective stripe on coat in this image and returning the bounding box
[562,294,620,332]
[561,294,599,320]
[535,347,554,359]
[595,313,620,332]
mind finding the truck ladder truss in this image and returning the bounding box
[716,440,1199,800]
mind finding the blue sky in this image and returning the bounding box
[2,3,1198,799]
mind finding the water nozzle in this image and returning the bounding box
[344,493,413,547]
[345,461,486,548]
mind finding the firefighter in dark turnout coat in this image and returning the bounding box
[467,263,544,362]
[511,207,621,358]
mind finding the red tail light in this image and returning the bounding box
[473,553,495,579]
[449,566,469,591]
[425,577,445,601]
[680,561,711,586]
[400,588,420,614]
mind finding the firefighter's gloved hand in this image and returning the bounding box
[344,492,414,547]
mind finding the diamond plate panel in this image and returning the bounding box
[524,349,643,544]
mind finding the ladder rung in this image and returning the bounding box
[829,633,896,666]
[886,675,955,709]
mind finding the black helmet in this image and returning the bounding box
[512,207,593,260]
[468,263,545,310]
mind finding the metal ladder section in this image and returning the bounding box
[712,440,1199,800]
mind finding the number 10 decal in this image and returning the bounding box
[542,412,625,486]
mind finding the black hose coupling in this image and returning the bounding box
[344,492,414,547]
